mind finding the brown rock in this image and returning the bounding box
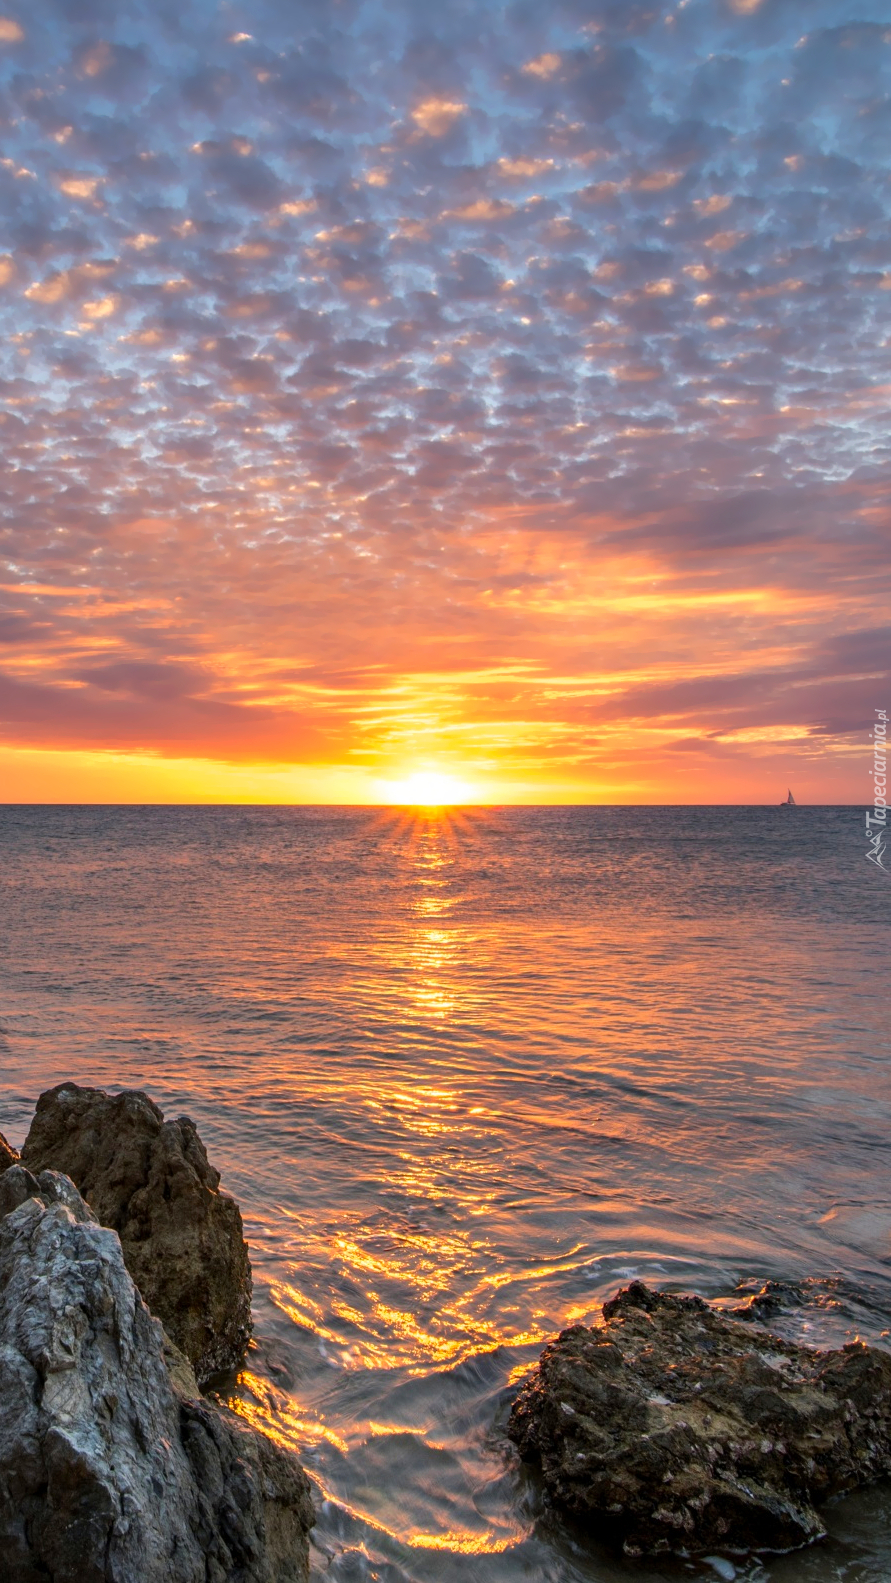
[730,1278,805,1321]
[21,1082,252,1385]
[507,1280,891,1558]
[0,1129,18,1172]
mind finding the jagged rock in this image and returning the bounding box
[0,1162,98,1224]
[731,1278,805,1322]
[0,1128,17,1171]
[507,1280,891,1558]
[0,1173,314,1582]
[21,1082,252,1384]
[0,1163,40,1219]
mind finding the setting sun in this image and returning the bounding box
[383,770,475,806]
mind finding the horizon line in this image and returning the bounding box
[0,801,867,810]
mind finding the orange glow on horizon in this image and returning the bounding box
[0,740,861,806]
[0,519,874,805]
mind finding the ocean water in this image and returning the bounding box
[0,804,888,1583]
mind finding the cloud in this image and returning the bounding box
[522,53,561,80]
[410,96,467,135]
[0,0,886,797]
[73,38,148,95]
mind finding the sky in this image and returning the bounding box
[0,0,889,804]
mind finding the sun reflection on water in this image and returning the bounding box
[229,1370,349,1456]
[227,807,631,1562]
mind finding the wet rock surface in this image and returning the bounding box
[0,1171,314,1583]
[21,1082,252,1384]
[730,1278,806,1323]
[507,1280,891,1558]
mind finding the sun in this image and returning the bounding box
[384,769,474,806]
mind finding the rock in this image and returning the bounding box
[0,1173,314,1582]
[731,1278,805,1322]
[0,1162,98,1224]
[0,1127,18,1171]
[0,1162,41,1219]
[21,1082,252,1384]
[507,1280,891,1558]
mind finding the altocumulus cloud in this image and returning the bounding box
[0,0,889,795]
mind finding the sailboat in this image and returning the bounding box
[781,789,796,806]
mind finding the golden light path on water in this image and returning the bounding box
[0,804,888,1581]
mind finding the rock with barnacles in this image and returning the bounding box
[508,1280,891,1558]
[21,1082,252,1385]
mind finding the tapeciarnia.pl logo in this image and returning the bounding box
[866,708,888,873]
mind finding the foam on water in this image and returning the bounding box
[0,805,888,1581]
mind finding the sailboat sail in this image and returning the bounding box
[782,789,796,806]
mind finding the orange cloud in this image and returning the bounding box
[410,98,466,136]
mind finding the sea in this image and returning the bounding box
[0,804,888,1583]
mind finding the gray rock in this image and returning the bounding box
[507,1280,891,1558]
[0,1163,41,1219]
[0,1175,314,1582]
[0,1163,97,1224]
[21,1082,252,1384]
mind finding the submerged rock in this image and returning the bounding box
[21,1082,252,1385]
[0,1171,314,1582]
[508,1280,891,1558]
[730,1278,805,1322]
